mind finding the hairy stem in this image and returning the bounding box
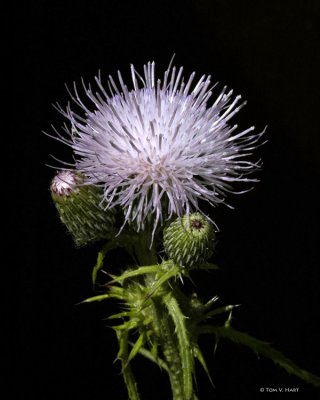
[163,292,193,399]
[134,228,158,265]
[116,330,141,400]
[133,229,187,399]
[155,300,185,400]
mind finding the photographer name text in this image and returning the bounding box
[260,387,299,393]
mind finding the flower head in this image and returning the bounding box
[50,170,115,246]
[164,213,216,269]
[50,170,80,196]
[51,60,264,236]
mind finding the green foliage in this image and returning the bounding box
[199,325,320,387]
[131,344,169,372]
[92,231,139,284]
[116,330,141,400]
[192,343,213,387]
[81,236,320,400]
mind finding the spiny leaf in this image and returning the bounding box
[128,333,146,363]
[202,295,220,310]
[108,311,132,320]
[109,265,160,284]
[115,330,126,362]
[108,285,125,296]
[80,294,112,303]
[130,344,169,372]
[192,343,214,387]
[115,331,140,400]
[144,266,181,300]
[205,304,241,319]
[199,325,320,387]
[92,248,107,285]
[92,232,138,285]
[113,319,138,332]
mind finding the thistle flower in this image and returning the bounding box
[50,60,264,237]
[50,170,115,246]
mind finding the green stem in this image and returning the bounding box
[133,229,187,400]
[134,228,158,265]
[155,301,185,400]
[116,330,141,400]
[163,292,194,399]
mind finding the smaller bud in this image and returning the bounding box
[163,213,215,268]
[50,171,115,246]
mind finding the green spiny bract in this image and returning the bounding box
[50,171,115,246]
[163,213,216,269]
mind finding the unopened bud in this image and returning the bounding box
[163,213,215,268]
[50,171,115,246]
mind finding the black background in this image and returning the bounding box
[13,1,320,399]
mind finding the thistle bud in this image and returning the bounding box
[50,171,115,246]
[163,213,215,268]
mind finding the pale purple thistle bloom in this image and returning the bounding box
[50,61,264,236]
